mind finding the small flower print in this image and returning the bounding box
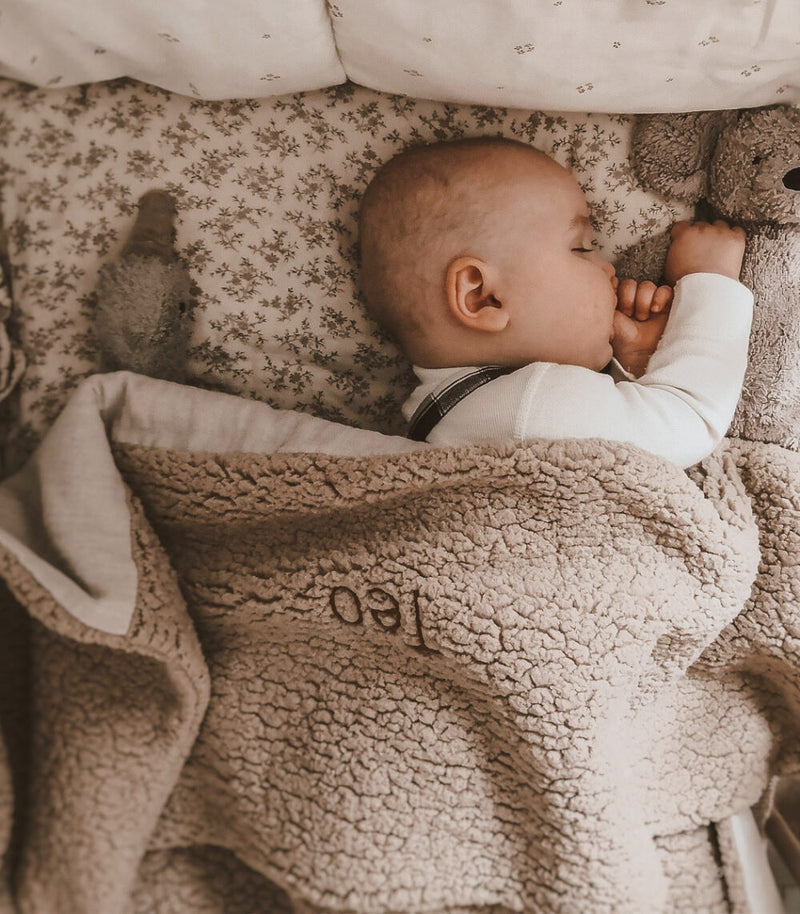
[515,43,536,55]
[404,69,423,77]
[260,74,281,82]
[126,149,167,182]
[699,35,719,47]
[576,83,594,94]
[158,33,181,43]
[0,77,698,472]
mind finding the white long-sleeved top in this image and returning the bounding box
[402,272,753,469]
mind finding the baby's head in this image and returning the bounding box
[359,137,618,371]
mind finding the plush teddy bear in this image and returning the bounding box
[95,190,195,382]
[614,105,800,450]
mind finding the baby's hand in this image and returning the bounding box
[664,220,746,285]
[612,279,673,377]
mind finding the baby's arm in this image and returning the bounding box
[613,220,745,378]
[611,220,746,378]
[515,220,752,467]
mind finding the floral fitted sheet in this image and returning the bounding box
[0,77,690,475]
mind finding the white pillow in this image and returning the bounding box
[335,0,800,113]
[0,0,345,100]
[0,0,797,112]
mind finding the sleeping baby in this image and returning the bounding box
[358,137,753,469]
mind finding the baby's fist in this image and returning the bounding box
[612,279,673,377]
[616,279,672,321]
[664,220,746,285]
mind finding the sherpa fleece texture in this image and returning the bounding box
[0,373,799,913]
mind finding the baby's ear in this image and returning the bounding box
[446,257,509,333]
[631,110,737,203]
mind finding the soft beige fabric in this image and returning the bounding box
[1,374,799,912]
[0,372,416,634]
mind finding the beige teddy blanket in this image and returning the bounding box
[0,372,799,914]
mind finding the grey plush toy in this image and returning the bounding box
[615,105,800,449]
[95,190,195,382]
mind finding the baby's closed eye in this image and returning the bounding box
[571,234,597,253]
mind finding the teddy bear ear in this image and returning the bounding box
[631,110,738,203]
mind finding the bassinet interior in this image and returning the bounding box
[0,3,799,914]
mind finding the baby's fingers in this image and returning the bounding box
[616,280,674,320]
[632,281,658,321]
[616,278,639,317]
[651,284,674,314]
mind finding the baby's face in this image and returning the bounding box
[486,153,618,371]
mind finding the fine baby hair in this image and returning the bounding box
[359,136,553,364]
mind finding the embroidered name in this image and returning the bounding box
[328,586,437,654]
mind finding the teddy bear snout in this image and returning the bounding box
[783,167,800,191]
